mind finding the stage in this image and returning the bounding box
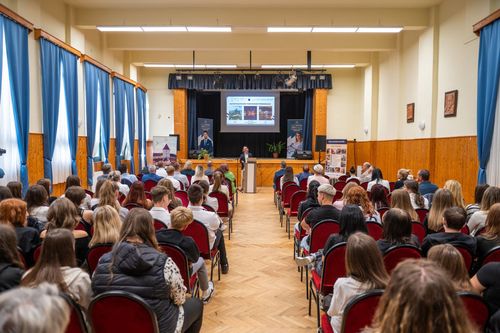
[190,158,316,187]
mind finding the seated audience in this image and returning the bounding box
[307,164,329,186]
[22,228,91,309]
[173,162,189,189]
[65,186,94,227]
[149,185,172,228]
[404,180,429,209]
[64,175,92,209]
[96,163,113,182]
[427,244,471,291]
[181,160,196,177]
[0,283,71,333]
[205,160,214,177]
[92,208,204,333]
[6,181,22,199]
[156,207,215,303]
[468,186,500,235]
[187,184,229,274]
[471,262,500,332]
[191,165,209,184]
[367,168,390,193]
[359,162,373,183]
[417,169,438,195]
[219,164,237,195]
[199,180,219,212]
[156,161,168,178]
[273,160,287,189]
[209,171,230,201]
[422,207,476,256]
[476,203,500,259]
[36,178,58,205]
[365,259,477,333]
[424,189,454,233]
[158,178,183,210]
[297,180,321,222]
[0,224,25,292]
[142,165,163,183]
[0,199,40,266]
[0,186,12,202]
[345,185,381,223]
[466,183,489,222]
[109,170,129,196]
[390,189,418,222]
[89,205,121,248]
[281,166,299,188]
[166,166,182,191]
[327,233,388,333]
[346,166,359,183]
[118,163,138,183]
[89,178,106,209]
[122,181,153,210]
[97,180,129,221]
[296,164,312,183]
[393,168,410,190]
[370,184,389,210]
[333,182,357,211]
[377,208,420,253]
[25,184,50,224]
[443,179,466,209]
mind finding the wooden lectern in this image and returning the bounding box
[243,158,257,193]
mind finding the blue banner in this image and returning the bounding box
[197,118,214,155]
[287,119,305,158]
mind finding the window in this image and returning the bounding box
[0,29,20,186]
[121,95,131,160]
[51,63,72,184]
[92,81,106,161]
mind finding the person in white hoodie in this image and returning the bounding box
[21,228,91,309]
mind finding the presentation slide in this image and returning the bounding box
[221,91,280,133]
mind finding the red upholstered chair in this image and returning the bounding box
[75,221,87,232]
[389,181,395,192]
[333,181,346,192]
[143,180,157,192]
[137,173,143,181]
[209,191,233,239]
[340,290,384,333]
[33,244,42,263]
[300,178,308,191]
[320,314,334,333]
[286,190,307,239]
[87,243,113,276]
[89,291,159,333]
[273,175,283,207]
[377,207,389,220]
[186,175,192,185]
[411,221,427,244]
[333,191,343,202]
[145,191,152,200]
[84,189,94,198]
[294,207,314,260]
[346,178,360,185]
[124,203,144,211]
[61,293,89,333]
[178,182,185,191]
[383,245,422,274]
[153,219,167,231]
[182,220,221,281]
[338,175,348,182]
[366,221,383,241]
[460,224,470,235]
[280,183,300,227]
[415,208,428,224]
[309,243,347,327]
[453,245,474,273]
[202,204,215,212]
[159,243,199,296]
[174,190,189,207]
[458,292,490,331]
[475,226,487,236]
[360,182,369,191]
[481,246,500,266]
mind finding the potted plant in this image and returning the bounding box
[266,141,285,158]
[197,148,210,160]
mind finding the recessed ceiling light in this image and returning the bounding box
[186,27,232,32]
[312,27,358,33]
[142,26,187,32]
[357,27,403,33]
[97,26,143,32]
[267,27,312,33]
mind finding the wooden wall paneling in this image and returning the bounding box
[133,140,139,173]
[372,140,399,180]
[77,136,88,189]
[348,141,373,170]
[146,140,153,166]
[108,138,116,170]
[173,89,188,160]
[27,133,44,185]
[312,89,327,160]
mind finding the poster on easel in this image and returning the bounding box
[197,118,214,156]
[153,136,178,163]
[325,139,347,179]
[286,119,304,158]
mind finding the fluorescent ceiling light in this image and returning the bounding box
[261,65,294,69]
[357,27,403,33]
[97,26,143,32]
[205,65,237,69]
[322,64,356,68]
[143,64,176,68]
[142,26,187,32]
[186,26,232,32]
[267,27,312,33]
[312,27,357,33]
[174,65,206,68]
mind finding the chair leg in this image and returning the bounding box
[308,280,312,316]
[305,268,309,299]
[210,258,214,281]
[218,253,221,281]
[287,216,291,239]
[316,292,320,327]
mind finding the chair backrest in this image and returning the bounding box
[389,181,396,192]
[202,204,216,212]
[143,180,158,192]
[333,181,346,191]
[360,182,369,190]
[453,245,474,272]
[333,191,343,202]
[481,246,500,266]
[299,178,308,191]
[280,181,297,197]
[377,207,389,220]
[158,243,193,292]
[145,191,152,200]
[174,190,189,207]
[338,175,348,182]
[310,220,340,253]
[208,191,229,215]
[33,244,42,263]
[181,220,211,259]
[458,292,490,331]
[186,175,192,185]
[153,219,167,231]
[460,224,470,235]
[282,184,300,207]
[289,191,307,214]
[274,175,284,192]
[84,189,94,198]
[118,193,127,204]
[89,291,159,333]
[61,293,89,333]
[475,226,487,236]
[321,243,347,295]
[87,244,113,275]
[124,203,143,211]
[121,178,133,187]
[415,208,428,223]
[346,178,360,185]
[178,181,185,191]
[341,290,384,333]
[383,245,422,274]
[366,221,383,241]
[411,221,427,244]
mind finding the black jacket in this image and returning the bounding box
[239,152,253,170]
[0,262,24,292]
[156,229,200,264]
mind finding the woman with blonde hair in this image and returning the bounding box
[327,233,388,333]
[191,165,209,184]
[476,203,500,259]
[443,179,466,209]
[364,259,477,333]
[89,205,122,247]
[181,160,196,177]
[97,180,128,221]
[158,178,183,210]
[468,186,500,235]
[345,186,381,223]
[210,171,230,200]
[425,189,454,233]
[333,182,358,211]
[427,244,472,291]
[390,189,419,222]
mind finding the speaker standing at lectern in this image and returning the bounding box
[239,146,252,190]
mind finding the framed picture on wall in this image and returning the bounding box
[444,90,458,117]
[406,103,415,123]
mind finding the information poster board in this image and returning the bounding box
[197,118,214,155]
[153,136,178,163]
[286,119,304,158]
[325,139,348,179]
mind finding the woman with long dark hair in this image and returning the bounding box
[377,208,419,253]
[404,180,429,209]
[297,180,321,222]
[25,184,49,224]
[122,181,153,209]
[367,168,390,193]
[0,225,25,292]
[370,184,389,210]
[280,166,299,188]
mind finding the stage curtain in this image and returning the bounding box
[125,82,136,173]
[168,73,332,90]
[477,19,500,184]
[136,88,147,170]
[113,77,126,167]
[2,16,29,194]
[188,89,198,151]
[61,50,78,175]
[303,89,313,150]
[100,70,111,165]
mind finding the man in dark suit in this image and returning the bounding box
[239,146,252,170]
[417,169,439,195]
[199,131,213,156]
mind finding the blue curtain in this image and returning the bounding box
[2,16,30,195]
[303,89,313,150]
[40,38,62,183]
[477,20,500,184]
[136,88,146,170]
[187,90,198,151]
[113,77,125,167]
[100,71,110,164]
[61,50,78,175]
[125,82,135,173]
